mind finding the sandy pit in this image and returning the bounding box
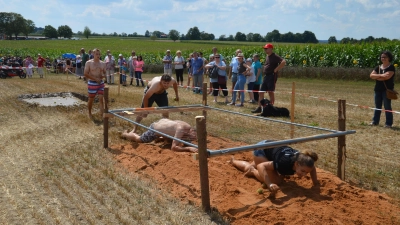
[110,135,400,225]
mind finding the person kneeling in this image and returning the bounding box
[230,140,319,194]
[121,118,198,153]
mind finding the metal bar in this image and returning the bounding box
[204,105,339,133]
[109,111,199,148]
[208,130,356,157]
[109,104,205,113]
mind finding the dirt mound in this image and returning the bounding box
[111,136,400,225]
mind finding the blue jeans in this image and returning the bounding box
[232,74,246,104]
[372,91,393,126]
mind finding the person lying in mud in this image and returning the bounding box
[122,118,198,153]
[229,140,319,194]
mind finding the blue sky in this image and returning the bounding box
[2,0,400,40]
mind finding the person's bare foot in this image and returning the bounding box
[120,129,130,139]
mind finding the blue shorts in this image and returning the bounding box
[231,72,238,83]
[139,124,157,143]
[253,149,267,157]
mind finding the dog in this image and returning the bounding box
[258,99,290,117]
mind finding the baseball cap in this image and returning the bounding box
[118,54,123,56]
[263,43,274,49]
[38,53,41,56]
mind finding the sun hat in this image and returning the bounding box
[118,53,123,56]
[263,43,274,49]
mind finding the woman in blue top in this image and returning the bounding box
[369,50,396,128]
[205,54,229,103]
[227,53,251,107]
[230,140,319,194]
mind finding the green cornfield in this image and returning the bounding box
[0,38,399,69]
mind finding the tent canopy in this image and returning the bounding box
[62,53,76,59]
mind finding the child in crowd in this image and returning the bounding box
[120,62,129,86]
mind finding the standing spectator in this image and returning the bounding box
[37,54,44,78]
[81,48,89,81]
[210,47,224,62]
[205,54,229,103]
[190,52,204,94]
[227,53,251,107]
[252,43,286,113]
[135,55,145,86]
[369,50,395,128]
[24,56,34,78]
[120,62,129,86]
[104,50,115,61]
[174,50,185,86]
[118,54,126,84]
[206,55,214,95]
[128,50,136,85]
[105,54,116,84]
[75,55,83,79]
[229,49,242,101]
[163,50,173,75]
[252,54,263,102]
[65,58,73,74]
[88,49,94,59]
[245,58,256,103]
[186,53,194,89]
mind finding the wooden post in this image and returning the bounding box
[202,82,208,118]
[337,99,346,180]
[103,87,109,148]
[196,116,210,212]
[290,82,296,138]
[118,68,121,96]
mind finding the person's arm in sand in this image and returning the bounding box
[310,166,319,186]
[257,161,280,193]
[171,126,197,153]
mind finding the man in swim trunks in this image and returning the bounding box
[132,74,179,132]
[84,48,106,120]
[122,118,198,153]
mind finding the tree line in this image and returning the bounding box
[1,12,396,44]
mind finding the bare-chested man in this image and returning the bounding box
[132,74,179,132]
[84,48,106,120]
[122,118,198,153]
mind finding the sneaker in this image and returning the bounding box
[235,104,244,107]
[199,91,203,94]
[248,100,256,104]
[251,106,262,113]
[369,122,377,126]
[227,102,235,106]
[385,125,392,128]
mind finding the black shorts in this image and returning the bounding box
[260,73,277,92]
[141,86,169,108]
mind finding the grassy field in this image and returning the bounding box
[0,70,399,224]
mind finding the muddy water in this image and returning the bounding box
[22,96,86,106]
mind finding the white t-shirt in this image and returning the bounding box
[246,67,256,84]
[174,56,185,69]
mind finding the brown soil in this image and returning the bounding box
[111,136,400,225]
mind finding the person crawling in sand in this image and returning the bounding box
[229,140,319,194]
[84,48,106,120]
[122,118,198,153]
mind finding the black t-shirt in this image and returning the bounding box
[373,65,395,91]
[263,53,283,75]
[263,146,298,175]
[238,61,247,74]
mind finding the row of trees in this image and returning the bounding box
[328,36,391,44]
[0,12,35,39]
[42,25,91,39]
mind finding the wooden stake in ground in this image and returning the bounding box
[337,99,346,180]
[196,116,210,212]
[290,82,296,138]
[103,87,109,149]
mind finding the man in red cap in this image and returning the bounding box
[252,43,286,113]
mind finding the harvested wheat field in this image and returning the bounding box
[111,135,400,225]
[1,73,399,224]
